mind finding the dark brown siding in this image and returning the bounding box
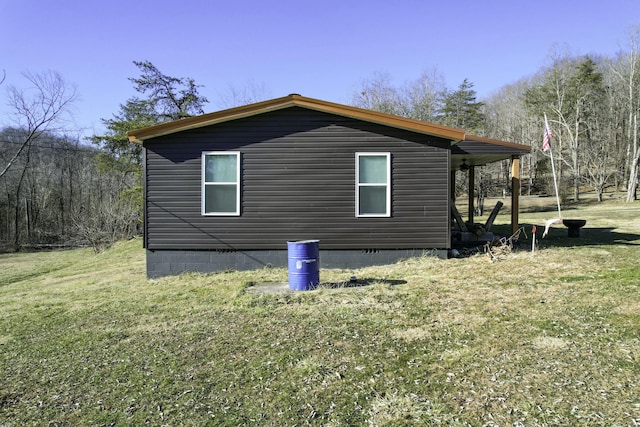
[144,107,451,250]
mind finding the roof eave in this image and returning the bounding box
[463,134,531,153]
[127,95,298,143]
[127,94,466,144]
[289,96,465,141]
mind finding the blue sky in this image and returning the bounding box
[1,0,639,138]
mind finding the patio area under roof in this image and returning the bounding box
[451,135,531,236]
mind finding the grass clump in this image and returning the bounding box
[1,200,640,425]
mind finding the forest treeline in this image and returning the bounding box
[2,29,640,251]
[0,128,139,251]
[352,41,640,205]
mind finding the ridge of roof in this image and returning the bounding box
[128,94,466,143]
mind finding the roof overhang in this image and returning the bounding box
[128,94,466,144]
[127,94,530,170]
[452,134,531,171]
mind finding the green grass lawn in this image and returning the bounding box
[1,199,639,426]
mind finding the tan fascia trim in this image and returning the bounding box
[128,95,300,143]
[128,94,465,144]
[463,134,531,152]
[289,95,465,141]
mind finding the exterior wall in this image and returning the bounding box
[146,248,447,279]
[144,107,451,257]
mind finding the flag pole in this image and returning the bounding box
[544,113,562,219]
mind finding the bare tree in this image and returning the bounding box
[485,79,539,195]
[352,69,448,122]
[1,72,77,250]
[352,72,403,115]
[610,26,640,201]
[401,68,446,121]
[0,71,77,179]
[526,54,607,201]
[581,90,617,202]
[217,81,273,109]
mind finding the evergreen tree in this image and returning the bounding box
[91,61,209,166]
[129,60,208,121]
[89,61,209,237]
[438,78,485,132]
[524,55,606,200]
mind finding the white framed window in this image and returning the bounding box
[356,152,391,217]
[202,151,240,216]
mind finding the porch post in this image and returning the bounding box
[511,156,520,235]
[468,166,475,224]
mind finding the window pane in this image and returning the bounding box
[359,155,387,184]
[204,185,237,213]
[205,154,237,183]
[359,186,387,215]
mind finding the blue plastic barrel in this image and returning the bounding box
[287,240,320,291]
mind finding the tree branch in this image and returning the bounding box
[0,71,77,179]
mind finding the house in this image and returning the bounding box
[128,94,530,278]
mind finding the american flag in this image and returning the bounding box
[542,118,552,152]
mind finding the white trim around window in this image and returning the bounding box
[356,152,391,217]
[202,151,241,216]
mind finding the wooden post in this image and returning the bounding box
[468,165,475,225]
[511,156,520,235]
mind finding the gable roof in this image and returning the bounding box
[128,94,466,143]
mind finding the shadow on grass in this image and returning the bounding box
[320,278,407,289]
[491,223,640,248]
[247,278,407,294]
[520,198,609,214]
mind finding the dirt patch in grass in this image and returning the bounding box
[246,281,290,294]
